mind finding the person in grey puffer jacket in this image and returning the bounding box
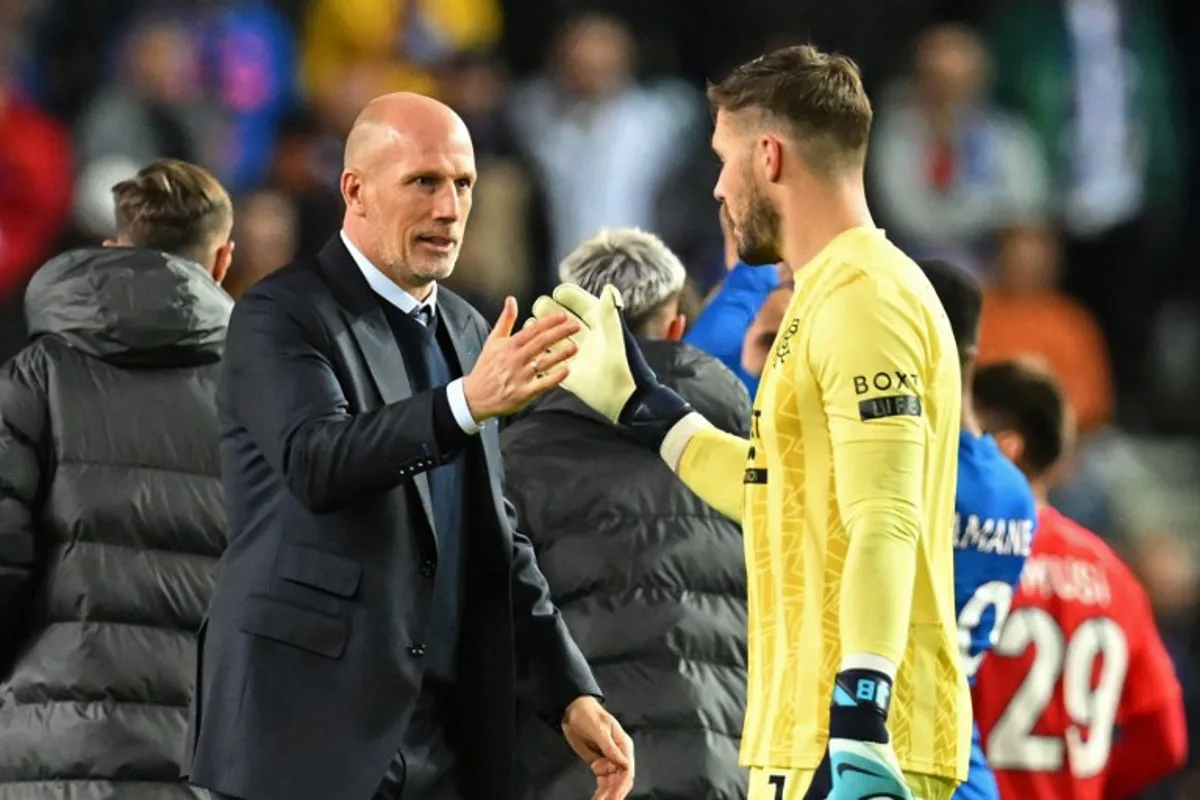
[504,228,750,800]
[0,159,234,798]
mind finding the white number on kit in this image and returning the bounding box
[957,580,1016,679]
[987,608,1128,779]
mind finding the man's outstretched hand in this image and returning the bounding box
[561,696,635,800]
[462,296,579,421]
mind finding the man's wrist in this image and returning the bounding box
[829,666,893,745]
[562,694,603,726]
[446,377,482,434]
[659,411,713,472]
[840,652,897,681]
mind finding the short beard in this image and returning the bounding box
[736,183,783,266]
[381,249,456,293]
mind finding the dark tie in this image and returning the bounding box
[413,305,434,326]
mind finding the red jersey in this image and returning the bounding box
[972,506,1186,800]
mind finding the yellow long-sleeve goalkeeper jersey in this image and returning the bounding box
[677,227,970,781]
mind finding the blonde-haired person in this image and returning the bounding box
[0,158,233,796]
[558,227,690,340]
[506,227,751,800]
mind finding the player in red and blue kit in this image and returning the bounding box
[971,361,1187,800]
[917,261,1036,800]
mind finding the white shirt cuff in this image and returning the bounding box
[446,378,482,435]
[659,411,714,472]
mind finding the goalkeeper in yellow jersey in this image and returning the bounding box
[531,44,970,800]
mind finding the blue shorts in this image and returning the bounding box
[953,724,999,800]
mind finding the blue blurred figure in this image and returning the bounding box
[195,0,297,192]
[916,259,1037,800]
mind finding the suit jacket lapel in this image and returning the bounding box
[346,309,411,406]
[437,294,480,376]
[317,238,438,544]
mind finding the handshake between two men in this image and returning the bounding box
[462,283,704,467]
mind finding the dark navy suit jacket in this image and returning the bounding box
[183,237,600,800]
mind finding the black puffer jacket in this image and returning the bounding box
[0,248,230,798]
[504,340,751,800]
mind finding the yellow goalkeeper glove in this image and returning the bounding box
[530,283,695,451]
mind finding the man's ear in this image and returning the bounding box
[665,315,686,342]
[341,170,367,217]
[212,240,235,285]
[992,430,1024,467]
[760,135,783,184]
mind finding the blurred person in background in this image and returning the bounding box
[73,13,220,239]
[222,187,297,298]
[1133,531,1200,800]
[986,0,1186,426]
[438,49,534,320]
[978,225,1120,540]
[970,360,1188,800]
[0,37,72,315]
[915,259,1038,800]
[300,0,501,112]
[978,224,1113,436]
[0,158,234,797]
[193,0,297,193]
[870,22,1049,274]
[504,228,750,800]
[22,0,142,123]
[684,212,783,397]
[739,281,792,386]
[0,0,72,365]
[506,12,705,288]
[263,108,342,256]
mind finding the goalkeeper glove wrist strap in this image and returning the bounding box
[619,385,693,452]
[658,410,713,472]
[829,668,893,745]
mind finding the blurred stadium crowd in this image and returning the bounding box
[4,0,1200,796]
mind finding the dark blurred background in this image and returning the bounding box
[2,0,1200,795]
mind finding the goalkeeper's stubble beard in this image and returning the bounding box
[732,171,784,268]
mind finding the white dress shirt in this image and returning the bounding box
[340,230,481,435]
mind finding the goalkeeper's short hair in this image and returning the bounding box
[558,228,687,330]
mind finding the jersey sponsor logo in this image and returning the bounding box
[955,513,1035,557]
[858,394,922,421]
[853,371,921,395]
[1020,555,1113,608]
[772,317,800,368]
